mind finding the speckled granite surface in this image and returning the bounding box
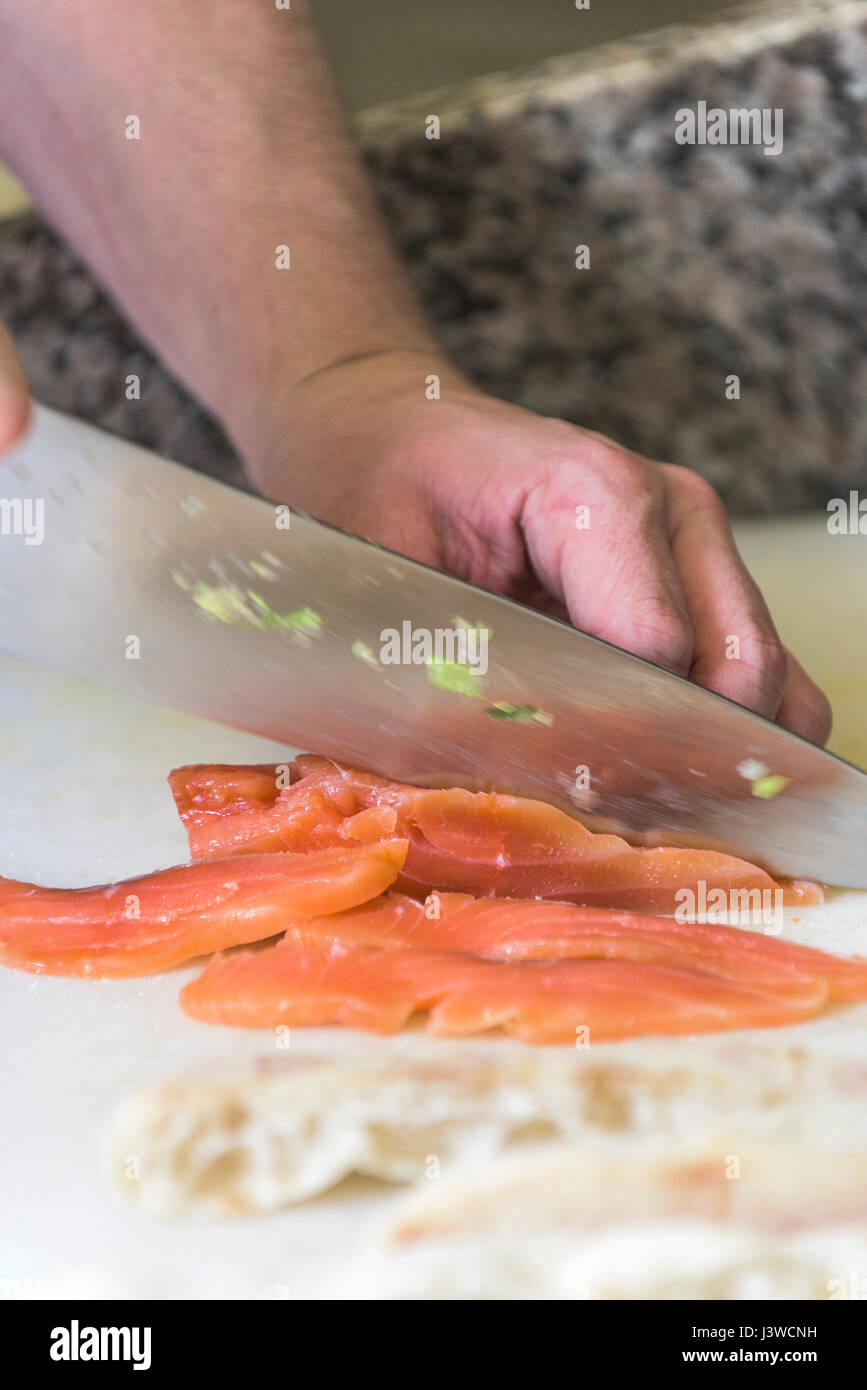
[0,216,248,490]
[2,0,867,511]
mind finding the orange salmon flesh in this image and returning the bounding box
[180,940,829,1044]
[275,891,867,1002]
[169,758,822,915]
[0,841,407,977]
[0,754,851,1048]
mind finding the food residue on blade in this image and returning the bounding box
[483,702,553,725]
[752,775,791,800]
[172,571,324,644]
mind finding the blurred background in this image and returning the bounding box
[311,0,747,107]
[0,0,750,211]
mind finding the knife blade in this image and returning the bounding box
[1,405,866,886]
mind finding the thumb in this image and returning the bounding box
[0,321,30,452]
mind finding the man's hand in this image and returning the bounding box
[253,350,832,745]
[0,320,29,452]
[0,1,832,745]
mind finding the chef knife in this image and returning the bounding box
[1,405,866,886]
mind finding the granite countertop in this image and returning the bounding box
[2,0,866,511]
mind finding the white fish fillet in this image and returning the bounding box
[380,1140,867,1245]
[107,1044,867,1218]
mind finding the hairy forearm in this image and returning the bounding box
[0,0,438,469]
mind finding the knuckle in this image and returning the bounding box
[668,465,726,513]
[545,429,668,509]
[581,439,650,485]
[604,596,694,670]
[792,682,834,744]
[644,619,694,668]
[739,625,789,692]
[810,692,834,744]
[544,445,662,517]
[606,457,664,512]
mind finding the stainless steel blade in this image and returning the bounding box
[2,405,866,886]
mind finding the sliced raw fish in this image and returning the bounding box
[0,840,407,977]
[278,891,867,1001]
[168,757,821,914]
[167,764,352,858]
[180,939,827,1043]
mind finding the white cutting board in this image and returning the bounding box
[1,511,866,1299]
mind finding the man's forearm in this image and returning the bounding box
[0,0,439,472]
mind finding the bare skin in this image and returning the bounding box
[0,0,831,743]
[0,321,28,451]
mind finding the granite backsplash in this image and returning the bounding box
[1,0,866,512]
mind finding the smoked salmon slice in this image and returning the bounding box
[179,940,828,1043]
[278,892,867,1002]
[166,764,357,859]
[0,840,407,978]
[168,757,822,914]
